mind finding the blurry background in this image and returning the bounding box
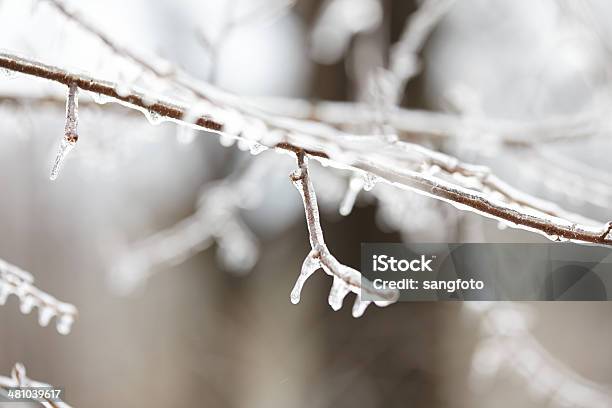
[1,0,612,407]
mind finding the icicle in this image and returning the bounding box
[37,306,56,327]
[363,173,378,191]
[50,138,76,180]
[328,277,350,311]
[56,313,74,335]
[144,109,162,125]
[290,251,321,304]
[91,92,110,105]
[339,176,364,216]
[50,83,79,181]
[177,108,201,144]
[19,295,35,314]
[114,82,131,98]
[352,295,372,318]
[219,134,236,147]
[249,142,268,156]
[177,124,196,144]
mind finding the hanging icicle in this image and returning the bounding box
[50,82,79,181]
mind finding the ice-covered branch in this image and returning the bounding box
[109,158,270,294]
[249,97,609,147]
[43,0,608,148]
[0,363,72,407]
[289,151,398,317]
[0,258,77,334]
[389,0,456,99]
[2,51,611,247]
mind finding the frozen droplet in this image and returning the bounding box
[339,176,364,216]
[92,92,110,105]
[38,306,56,327]
[237,139,250,151]
[19,295,35,314]
[56,314,74,335]
[290,252,321,304]
[328,277,350,311]
[145,109,162,125]
[141,95,156,107]
[497,221,508,230]
[249,142,268,156]
[243,120,267,141]
[177,125,196,144]
[219,134,236,147]
[352,296,371,318]
[115,82,131,98]
[363,173,378,191]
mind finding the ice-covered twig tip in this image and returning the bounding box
[50,82,79,181]
[290,151,399,317]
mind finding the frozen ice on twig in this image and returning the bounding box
[50,82,79,181]
[339,175,365,216]
[0,257,77,334]
[290,151,398,317]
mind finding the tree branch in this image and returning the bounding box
[0,257,77,334]
[1,51,611,247]
[290,151,398,317]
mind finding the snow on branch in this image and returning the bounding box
[0,258,77,335]
[0,363,72,407]
[289,151,398,317]
[1,51,611,248]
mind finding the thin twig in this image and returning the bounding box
[290,151,398,316]
[0,257,77,334]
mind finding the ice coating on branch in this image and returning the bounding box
[0,257,77,334]
[290,153,398,316]
[109,158,273,294]
[339,176,365,216]
[290,251,321,304]
[363,173,378,191]
[50,83,79,181]
[177,123,196,144]
[145,108,162,125]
